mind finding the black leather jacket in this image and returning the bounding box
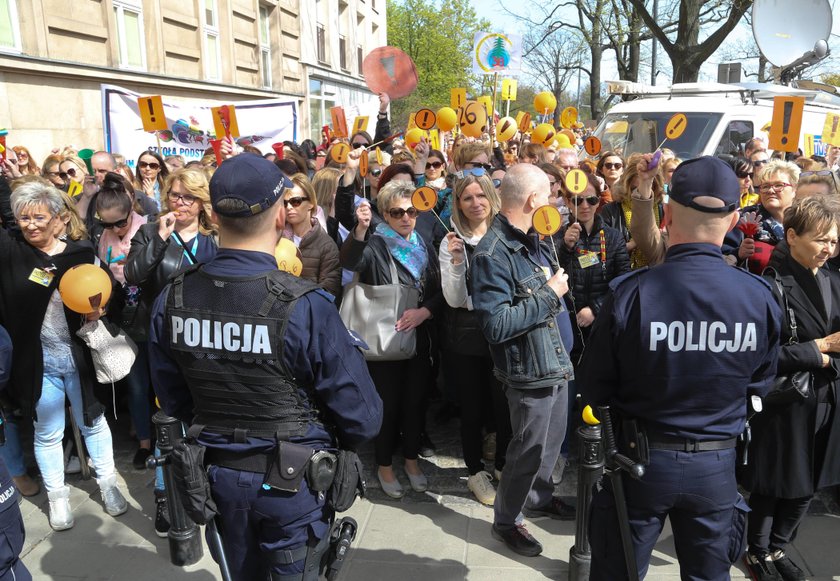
[124,222,218,308]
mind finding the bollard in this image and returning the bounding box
[568,422,605,581]
[147,411,204,567]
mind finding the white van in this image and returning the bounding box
[591,81,840,160]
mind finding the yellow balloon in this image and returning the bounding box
[436,107,457,132]
[555,134,573,150]
[530,123,556,146]
[275,238,303,276]
[496,116,518,142]
[582,405,600,426]
[534,91,557,115]
[404,127,425,149]
[59,263,112,314]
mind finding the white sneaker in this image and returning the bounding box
[47,486,74,531]
[64,455,81,475]
[467,471,496,506]
[97,474,128,517]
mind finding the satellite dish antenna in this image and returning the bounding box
[752,0,832,68]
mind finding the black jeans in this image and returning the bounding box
[449,352,511,475]
[747,493,812,553]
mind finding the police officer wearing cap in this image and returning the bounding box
[580,155,782,580]
[148,153,383,581]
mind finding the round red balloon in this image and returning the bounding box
[362,46,419,100]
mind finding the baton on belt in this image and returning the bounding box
[207,516,232,581]
[598,406,645,581]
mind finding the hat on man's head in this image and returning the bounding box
[209,153,291,217]
[668,156,739,214]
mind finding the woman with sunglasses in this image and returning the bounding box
[134,150,170,210]
[12,146,39,176]
[41,155,65,189]
[124,167,216,537]
[282,174,341,297]
[797,170,839,199]
[724,160,800,274]
[439,173,510,506]
[727,157,758,208]
[595,151,624,206]
[341,180,442,499]
[58,155,89,188]
[94,174,151,469]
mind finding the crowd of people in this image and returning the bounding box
[0,95,838,581]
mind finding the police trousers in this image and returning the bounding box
[207,466,331,581]
[589,448,748,581]
[0,502,30,581]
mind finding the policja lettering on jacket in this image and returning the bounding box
[170,315,273,355]
[649,321,758,353]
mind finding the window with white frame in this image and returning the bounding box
[259,5,272,89]
[201,0,221,81]
[113,0,146,69]
[0,0,21,52]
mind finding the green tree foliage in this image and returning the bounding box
[387,0,491,129]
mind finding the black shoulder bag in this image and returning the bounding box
[766,268,813,406]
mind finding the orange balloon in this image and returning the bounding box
[275,239,303,276]
[436,107,458,132]
[404,128,425,149]
[531,123,556,146]
[59,263,112,314]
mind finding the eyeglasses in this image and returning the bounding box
[602,162,623,170]
[466,162,493,171]
[752,159,769,167]
[351,142,369,149]
[168,192,197,205]
[17,214,55,227]
[369,168,382,177]
[387,207,419,219]
[425,161,444,170]
[735,171,754,179]
[138,161,161,170]
[284,196,309,208]
[569,195,600,207]
[492,178,502,188]
[59,168,78,180]
[758,182,793,192]
[800,170,835,178]
[99,215,130,229]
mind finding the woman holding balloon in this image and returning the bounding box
[0,180,127,531]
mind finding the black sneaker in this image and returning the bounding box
[522,497,576,521]
[770,550,806,581]
[154,494,170,538]
[491,523,543,557]
[133,448,152,470]
[744,551,782,581]
[418,432,436,458]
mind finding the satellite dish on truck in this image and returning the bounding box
[752,0,831,82]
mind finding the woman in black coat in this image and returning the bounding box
[340,180,442,500]
[743,196,840,580]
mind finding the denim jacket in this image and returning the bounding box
[471,215,574,389]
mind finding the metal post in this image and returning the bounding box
[569,423,605,581]
[650,0,658,85]
[148,411,204,567]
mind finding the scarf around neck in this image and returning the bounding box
[98,211,147,284]
[374,221,428,283]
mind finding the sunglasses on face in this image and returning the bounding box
[284,196,308,208]
[455,167,487,180]
[138,161,161,170]
[736,170,754,179]
[752,159,769,167]
[602,162,623,170]
[99,215,130,229]
[425,161,444,170]
[351,142,369,149]
[369,168,382,177]
[387,207,419,219]
[492,178,502,188]
[569,195,599,207]
[466,162,493,171]
[800,170,835,178]
[59,168,78,179]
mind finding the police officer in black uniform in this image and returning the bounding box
[580,156,782,580]
[148,153,383,581]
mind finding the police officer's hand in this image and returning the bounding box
[158,212,177,241]
[563,222,582,250]
[396,307,431,332]
[577,307,595,327]
[738,237,755,260]
[446,232,465,265]
[354,202,371,240]
[546,267,569,298]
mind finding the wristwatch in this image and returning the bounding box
[377,112,387,119]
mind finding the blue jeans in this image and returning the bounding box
[122,342,151,443]
[35,352,116,492]
[0,417,24,478]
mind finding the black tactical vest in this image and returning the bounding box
[166,265,321,439]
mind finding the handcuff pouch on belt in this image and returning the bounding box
[618,418,650,466]
[264,438,338,494]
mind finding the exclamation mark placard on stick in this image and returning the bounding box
[330,106,349,138]
[769,96,805,152]
[138,96,168,132]
[822,112,840,147]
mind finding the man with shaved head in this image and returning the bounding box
[471,163,576,558]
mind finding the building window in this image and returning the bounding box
[339,35,348,71]
[357,45,364,76]
[0,0,21,52]
[316,24,326,65]
[113,0,146,69]
[201,0,221,81]
[259,5,272,89]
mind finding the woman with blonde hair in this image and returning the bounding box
[311,167,343,240]
[12,146,39,175]
[58,155,89,188]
